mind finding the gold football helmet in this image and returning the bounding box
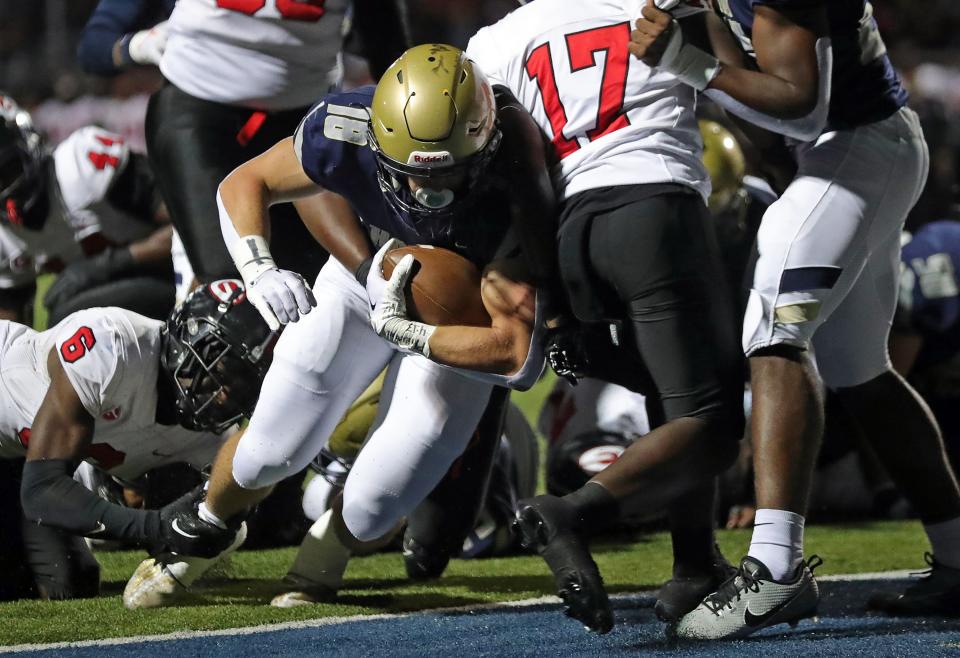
[700,119,747,217]
[368,44,501,217]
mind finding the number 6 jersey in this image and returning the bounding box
[0,308,223,480]
[466,0,711,203]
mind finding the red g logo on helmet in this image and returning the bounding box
[577,445,625,474]
[207,279,246,304]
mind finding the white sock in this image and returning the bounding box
[198,501,228,530]
[747,508,805,581]
[287,508,351,590]
[924,516,960,569]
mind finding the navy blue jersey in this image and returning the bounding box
[899,221,960,372]
[293,86,514,267]
[713,0,908,131]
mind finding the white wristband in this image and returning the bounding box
[659,20,720,91]
[229,235,276,285]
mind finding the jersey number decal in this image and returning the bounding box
[87,134,123,170]
[60,326,96,363]
[525,23,631,159]
[87,152,120,170]
[216,0,325,22]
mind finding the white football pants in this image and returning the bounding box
[743,106,929,388]
[232,257,492,541]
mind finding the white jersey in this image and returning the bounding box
[0,308,223,480]
[466,0,710,202]
[162,0,349,110]
[0,126,135,289]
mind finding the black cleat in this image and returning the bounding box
[402,533,451,581]
[513,495,613,634]
[655,549,737,623]
[868,553,960,617]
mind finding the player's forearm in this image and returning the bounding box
[428,323,530,375]
[218,172,273,243]
[20,458,161,544]
[128,225,173,265]
[707,66,817,119]
[293,192,372,274]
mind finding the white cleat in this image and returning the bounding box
[270,575,338,608]
[123,523,247,609]
[673,555,821,640]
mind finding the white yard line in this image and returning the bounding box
[0,570,918,654]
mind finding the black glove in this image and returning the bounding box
[149,486,239,559]
[544,320,591,385]
[44,247,135,310]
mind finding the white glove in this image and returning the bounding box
[370,254,436,357]
[247,269,316,331]
[364,238,401,309]
[128,21,169,66]
[229,234,316,330]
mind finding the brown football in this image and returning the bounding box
[381,245,491,327]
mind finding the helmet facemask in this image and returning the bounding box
[0,95,46,229]
[368,44,501,236]
[368,123,501,232]
[160,282,277,434]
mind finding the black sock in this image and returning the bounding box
[562,481,620,533]
[669,525,717,577]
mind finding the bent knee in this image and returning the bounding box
[341,491,402,543]
[232,442,308,491]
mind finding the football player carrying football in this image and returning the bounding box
[0,95,174,325]
[0,282,274,600]
[632,0,960,639]
[466,0,745,634]
[156,46,560,607]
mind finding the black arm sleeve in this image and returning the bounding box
[20,459,161,545]
[349,0,411,79]
[106,152,164,222]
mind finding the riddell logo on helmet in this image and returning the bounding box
[408,151,452,165]
[208,279,246,304]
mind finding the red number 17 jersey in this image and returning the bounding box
[466,0,710,203]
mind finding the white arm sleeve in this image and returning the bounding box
[703,38,832,142]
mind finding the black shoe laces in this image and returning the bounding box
[702,555,822,616]
[703,568,761,614]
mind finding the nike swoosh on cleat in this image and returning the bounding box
[172,518,201,539]
[87,521,107,536]
[743,598,793,627]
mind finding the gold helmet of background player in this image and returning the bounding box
[368,44,501,217]
[700,119,746,216]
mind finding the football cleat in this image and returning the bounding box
[868,553,960,617]
[123,523,247,609]
[270,574,338,608]
[655,548,737,623]
[402,533,451,581]
[513,495,613,634]
[673,555,821,640]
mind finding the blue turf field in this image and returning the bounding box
[5,576,960,657]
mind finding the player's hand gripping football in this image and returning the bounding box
[246,268,316,331]
[152,486,239,559]
[363,238,401,309]
[370,254,436,357]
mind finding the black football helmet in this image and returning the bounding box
[160,279,278,433]
[0,94,47,228]
[546,430,633,497]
